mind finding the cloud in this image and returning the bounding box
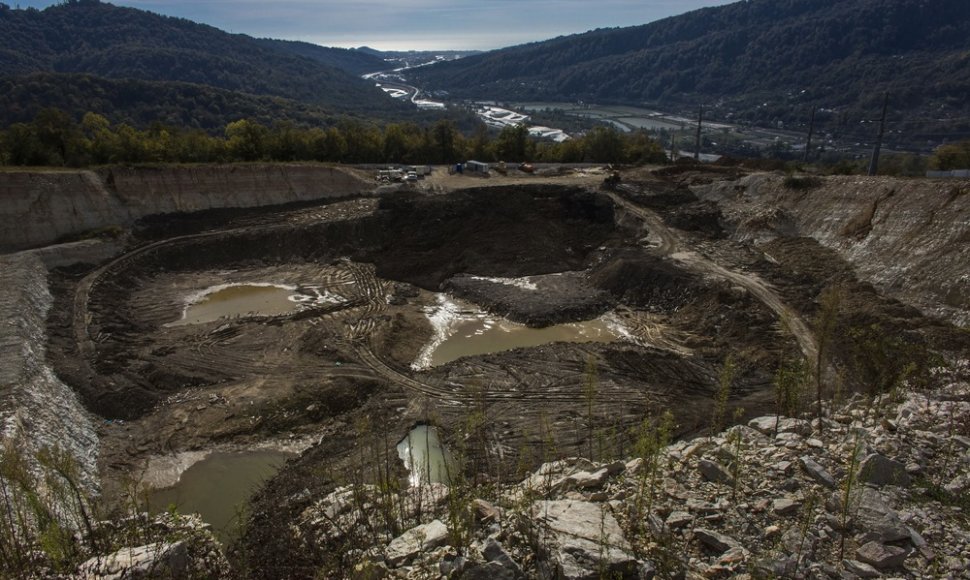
[19,0,734,50]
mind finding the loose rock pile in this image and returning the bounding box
[72,513,230,579]
[296,361,969,579]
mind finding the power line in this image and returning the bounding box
[804,107,816,162]
[869,93,888,176]
[694,105,703,161]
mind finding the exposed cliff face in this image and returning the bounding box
[695,175,970,327]
[0,164,372,251]
[0,252,99,492]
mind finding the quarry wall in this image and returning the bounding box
[696,174,970,327]
[0,252,99,492]
[0,164,372,251]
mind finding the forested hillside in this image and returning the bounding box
[0,74,348,130]
[254,39,387,76]
[410,0,970,137]
[0,0,404,127]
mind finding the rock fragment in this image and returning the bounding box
[853,488,910,543]
[665,511,693,529]
[471,499,501,524]
[772,498,800,515]
[855,541,908,570]
[698,459,734,485]
[531,500,637,579]
[694,528,741,553]
[842,558,881,578]
[799,455,837,489]
[569,467,610,489]
[748,416,811,435]
[79,541,188,579]
[858,453,911,487]
[385,520,449,565]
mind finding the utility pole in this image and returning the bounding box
[694,105,703,161]
[868,93,889,176]
[804,107,816,162]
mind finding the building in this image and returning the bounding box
[464,160,489,175]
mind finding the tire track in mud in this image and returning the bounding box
[324,255,652,405]
[358,343,651,405]
[72,202,378,383]
[613,308,695,357]
[72,198,653,411]
[74,229,232,366]
[609,185,818,362]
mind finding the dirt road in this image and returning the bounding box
[607,184,818,362]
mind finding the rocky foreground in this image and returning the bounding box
[58,362,970,579]
[294,363,970,579]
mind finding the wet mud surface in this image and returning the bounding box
[41,173,965,575]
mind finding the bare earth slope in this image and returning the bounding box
[0,165,372,251]
[695,174,970,327]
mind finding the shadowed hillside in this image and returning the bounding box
[0,0,406,125]
[410,0,970,137]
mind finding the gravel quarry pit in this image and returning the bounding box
[22,167,966,575]
[41,180,779,490]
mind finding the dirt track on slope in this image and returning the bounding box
[607,184,818,362]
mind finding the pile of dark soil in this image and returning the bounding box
[590,252,700,312]
[370,186,616,289]
[443,272,612,327]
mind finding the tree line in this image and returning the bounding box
[0,108,668,167]
[930,140,970,171]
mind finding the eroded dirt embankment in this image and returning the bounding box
[0,164,372,252]
[695,174,970,327]
[0,252,99,492]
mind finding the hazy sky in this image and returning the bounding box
[18,0,736,50]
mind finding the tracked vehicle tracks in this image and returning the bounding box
[74,188,778,416]
[607,184,818,361]
[337,262,652,405]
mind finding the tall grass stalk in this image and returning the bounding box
[710,354,736,438]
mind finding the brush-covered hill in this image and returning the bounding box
[0,73,346,130]
[409,0,970,135]
[254,39,388,76]
[0,0,405,128]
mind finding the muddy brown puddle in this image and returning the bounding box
[432,317,619,366]
[149,450,292,541]
[167,284,298,326]
[417,296,623,368]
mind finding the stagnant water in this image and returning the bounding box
[413,295,623,368]
[167,283,343,326]
[149,450,292,541]
[396,425,454,486]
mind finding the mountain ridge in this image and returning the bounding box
[408,0,970,137]
[254,39,388,76]
[0,0,406,127]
